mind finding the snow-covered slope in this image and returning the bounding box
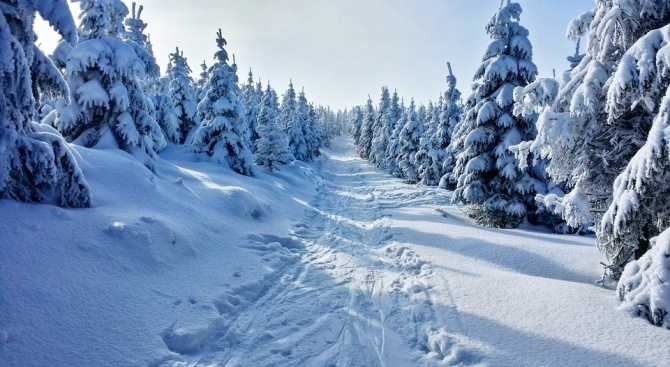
[1,137,669,366]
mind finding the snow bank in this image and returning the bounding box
[0,144,318,366]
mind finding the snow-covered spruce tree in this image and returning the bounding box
[438,63,464,190]
[167,47,200,143]
[150,75,180,143]
[451,1,540,228]
[279,80,296,129]
[358,96,375,159]
[350,106,364,147]
[0,0,90,207]
[285,86,308,161]
[241,69,261,150]
[396,100,423,183]
[254,83,293,170]
[191,29,254,176]
[195,60,209,104]
[370,87,391,167]
[416,99,442,186]
[54,0,166,170]
[523,1,670,275]
[385,96,405,177]
[599,24,670,280]
[304,102,322,160]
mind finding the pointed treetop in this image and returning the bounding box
[214,29,228,62]
[447,62,453,76]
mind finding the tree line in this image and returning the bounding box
[1,0,347,209]
[349,0,670,328]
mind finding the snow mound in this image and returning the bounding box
[423,327,484,366]
[220,186,266,219]
[101,216,194,269]
[618,228,670,328]
[161,317,225,355]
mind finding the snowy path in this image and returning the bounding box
[159,137,670,367]
[160,138,482,366]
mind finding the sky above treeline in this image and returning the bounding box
[36,0,594,110]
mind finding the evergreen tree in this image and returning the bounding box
[195,60,209,103]
[523,1,670,275]
[241,69,261,150]
[385,97,405,177]
[397,100,423,183]
[350,106,364,147]
[191,29,254,176]
[358,96,375,159]
[168,47,200,143]
[599,22,670,279]
[304,103,322,160]
[147,73,179,143]
[451,1,540,228]
[416,99,444,186]
[289,88,310,161]
[0,0,90,207]
[370,87,391,166]
[255,83,293,170]
[438,63,464,189]
[280,80,297,130]
[54,0,166,170]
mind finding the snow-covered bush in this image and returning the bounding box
[618,227,670,329]
[192,29,254,176]
[1,0,90,207]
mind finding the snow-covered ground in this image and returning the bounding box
[1,136,669,366]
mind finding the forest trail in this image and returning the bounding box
[162,137,482,366]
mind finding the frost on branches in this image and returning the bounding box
[192,29,254,176]
[451,1,540,228]
[0,0,90,207]
[54,0,165,171]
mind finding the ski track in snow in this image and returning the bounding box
[157,139,483,367]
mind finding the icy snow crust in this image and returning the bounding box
[1,136,669,366]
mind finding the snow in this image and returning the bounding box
[1,136,669,366]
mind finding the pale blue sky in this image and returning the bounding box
[36,0,594,110]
